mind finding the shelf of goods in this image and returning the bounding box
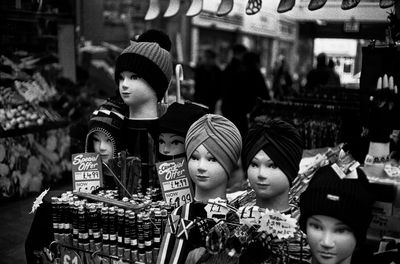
[0,54,71,199]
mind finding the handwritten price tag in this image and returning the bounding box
[258,209,297,239]
[157,157,194,207]
[238,206,261,226]
[72,153,103,193]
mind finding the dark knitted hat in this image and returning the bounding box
[85,109,125,158]
[136,29,172,52]
[241,119,303,186]
[299,165,374,244]
[114,41,173,102]
[159,102,208,136]
[185,114,242,175]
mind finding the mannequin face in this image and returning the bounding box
[92,131,114,162]
[159,133,185,156]
[306,215,356,264]
[188,144,228,191]
[119,71,156,107]
[247,150,290,201]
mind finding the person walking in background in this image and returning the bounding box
[328,58,341,87]
[194,49,222,113]
[241,51,270,116]
[306,52,341,92]
[218,44,249,137]
[271,55,292,100]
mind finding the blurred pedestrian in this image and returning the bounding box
[194,49,222,113]
[272,55,292,100]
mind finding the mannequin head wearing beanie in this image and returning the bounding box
[185,114,242,201]
[85,109,125,163]
[158,102,208,161]
[242,119,303,211]
[299,166,374,264]
[114,31,173,119]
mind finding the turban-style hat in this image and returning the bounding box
[185,114,242,175]
[242,119,303,186]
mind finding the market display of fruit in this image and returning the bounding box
[0,53,65,133]
[0,103,63,131]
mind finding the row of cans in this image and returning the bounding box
[51,190,175,263]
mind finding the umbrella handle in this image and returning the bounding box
[175,64,184,103]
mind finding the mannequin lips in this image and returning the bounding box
[318,250,336,259]
[196,175,209,181]
[121,92,131,97]
[256,182,270,187]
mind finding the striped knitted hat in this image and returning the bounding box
[185,114,242,175]
[114,41,173,102]
[85,109,125,158]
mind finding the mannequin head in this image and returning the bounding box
[114,39,173,118]
[85,109,125,163]
[185,114,242,201]
[242,119,303,211]
[158,102,208,160]
[299,166,374,264]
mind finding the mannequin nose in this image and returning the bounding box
[197,158,207,172]
[321,231,335,248]
[257,166,268,179]
[163,144,170,154]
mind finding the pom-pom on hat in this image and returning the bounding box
[299,165,374,244]
[159,102,208,137]
[241,119,303,186]
[114,41,173,102]
[85,109,125,158]
[185,114,242,175]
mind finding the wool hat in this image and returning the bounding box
[159,102,208,136]
[185,114,242,175]
[136,29,172,52]
[299,165,374,244]
[114,41,173,102]
[241,119,303,186]
[85,109,125,158]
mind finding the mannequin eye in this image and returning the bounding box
[208,157,217,162]
[171,140,183,145]
[190,154,199,161]
[130,74,141,80]
[249,161,258,168]
[159,139,165,145]
[308,222,322,230]
[335,226,351,234]
[267,163,278,169]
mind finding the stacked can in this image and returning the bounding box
[87,204,101,251]
[108,207,117,256]
[51,197,61,242]
[123,210,132,260]
[129,211,138,262]
[77,205,89,250]
[153,209,163,263]
[101,206,110,254]
[116,208,125,258]
[143,213,153,264]
[136,213,145,263]
[71,201,80,247]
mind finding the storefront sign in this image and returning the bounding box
[156,157,194,207]
[72,153,103,193]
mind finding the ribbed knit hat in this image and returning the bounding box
[299,165,374,244]
[241,119,303,186]
[114,41,173,102]
[159,102,208,136]
[85,109,125,158]
[185,114,242,175]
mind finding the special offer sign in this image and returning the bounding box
[72,153,103,193]
[156,157,194,207]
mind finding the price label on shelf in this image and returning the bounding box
[72,153,103,193]
[156,157,194,207]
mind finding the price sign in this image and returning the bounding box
[72,153,103,193]
[258,209,297,239]
[156,157,194,207]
